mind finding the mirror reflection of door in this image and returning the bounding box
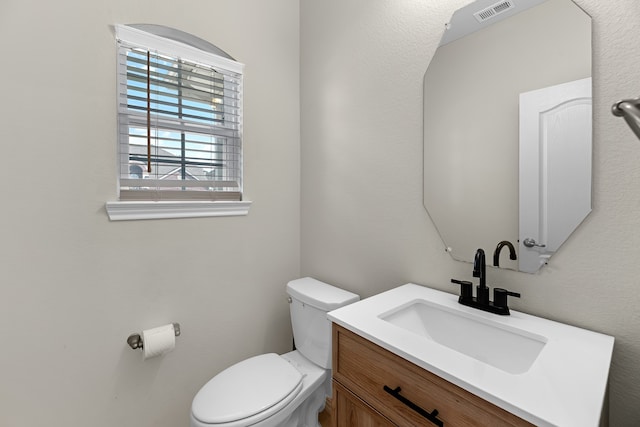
[422,0,592,273]
[519,78,592,273]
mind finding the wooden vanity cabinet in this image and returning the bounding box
[334,380,395,427]
[331,324,534,427]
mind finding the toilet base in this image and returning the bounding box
[266,378,326,427]
[268,350,328,427]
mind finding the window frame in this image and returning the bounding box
[106,24,251,221]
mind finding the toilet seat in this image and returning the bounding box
[191,353,303,426]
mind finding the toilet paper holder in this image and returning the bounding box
[127,323,181,350]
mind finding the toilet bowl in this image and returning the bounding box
[190,278,359,427]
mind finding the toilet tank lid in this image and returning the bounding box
[286,277,359,311]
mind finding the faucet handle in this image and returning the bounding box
[493,288,521,309]
[451,279,473,301]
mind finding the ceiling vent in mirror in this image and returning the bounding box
[473,1,515,23]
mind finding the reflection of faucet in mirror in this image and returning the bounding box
[493,240,517,267]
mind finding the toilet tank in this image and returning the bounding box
[286,278,359,369]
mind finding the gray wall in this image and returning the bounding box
[301,0,640,425]
[0,0,300,426]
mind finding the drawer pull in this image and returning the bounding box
[383,385,444,427]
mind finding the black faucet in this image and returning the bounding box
[493,240,517,267]
[473,248,489,304]
[451,248,521,315]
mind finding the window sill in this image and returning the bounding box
[105,200,252,221]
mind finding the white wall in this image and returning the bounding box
[301,0,640,425]
[0,1,300,426]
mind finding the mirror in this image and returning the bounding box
[423,0,592,273]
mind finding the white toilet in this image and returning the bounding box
[190,277,359,427]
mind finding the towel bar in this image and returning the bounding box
[612,97,640,140]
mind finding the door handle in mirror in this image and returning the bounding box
[523,238,546,248]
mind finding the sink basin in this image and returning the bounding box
[379,299,547,374]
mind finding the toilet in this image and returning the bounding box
[190,277,359,427]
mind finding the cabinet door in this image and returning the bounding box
[334,380,395,427]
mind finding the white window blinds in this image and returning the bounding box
[115,25,244,201]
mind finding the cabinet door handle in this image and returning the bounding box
[383,385,444,427]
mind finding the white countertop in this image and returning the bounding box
[327,283,614,427]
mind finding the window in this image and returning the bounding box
[106,25,250,220]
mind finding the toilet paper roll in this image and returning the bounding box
[142,324,176,360]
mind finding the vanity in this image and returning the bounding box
[328,284,614,427]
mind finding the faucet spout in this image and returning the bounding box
[473,248,488,303]
[493,240,517,267]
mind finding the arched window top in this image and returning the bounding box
[126,24,235,61]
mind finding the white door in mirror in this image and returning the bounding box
[519,77,592,273]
